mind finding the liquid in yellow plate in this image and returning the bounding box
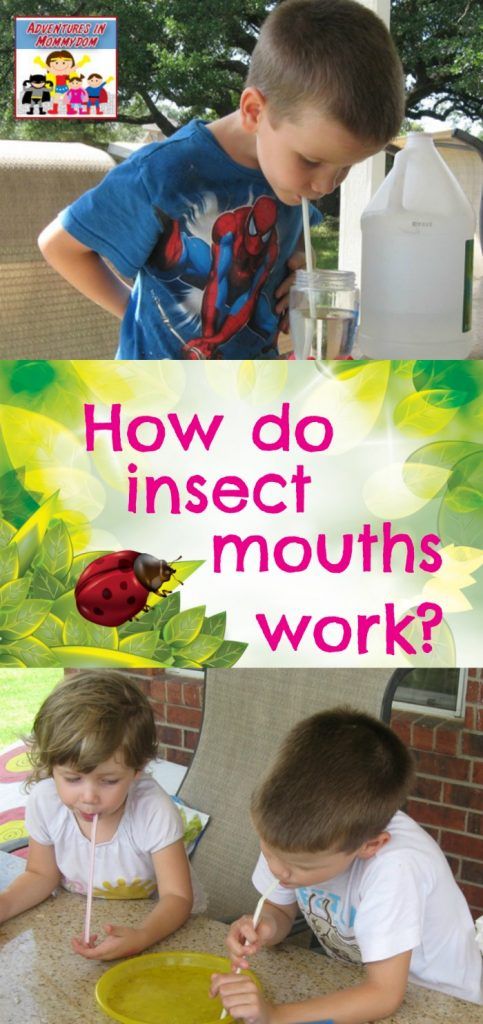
[95,951,261,1024]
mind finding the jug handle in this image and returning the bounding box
[385,147,409,212]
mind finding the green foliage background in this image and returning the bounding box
[1,0,481,142]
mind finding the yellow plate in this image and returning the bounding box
[95,951,261,1024]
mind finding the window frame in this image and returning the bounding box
[391,667,467,719]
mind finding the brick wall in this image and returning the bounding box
[391,667,483,920]
[135,670,203,767]
[137,667,482,919]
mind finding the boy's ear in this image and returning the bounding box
[357,831,390,860]
[240,87,267,133]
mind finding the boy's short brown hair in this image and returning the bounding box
[246,0,405,144]
[27,671,158,783]
[251,707,414,853]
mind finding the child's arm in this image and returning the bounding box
[0,839,61,923]
[226,900,298,967]
[38,219,131,319]
[72,838,193,961]
[211,949,412,1024]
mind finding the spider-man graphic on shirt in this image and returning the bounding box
[150,195,279,359]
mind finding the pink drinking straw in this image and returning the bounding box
[83,813,98,945]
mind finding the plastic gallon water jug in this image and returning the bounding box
[358,133,475,359]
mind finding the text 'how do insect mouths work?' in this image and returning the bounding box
[80,400,451,659]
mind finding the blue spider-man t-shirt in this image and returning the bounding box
[60,119,321,360]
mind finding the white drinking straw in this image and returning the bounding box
[302,199,320,358]
[301,198,314,281]
[83,813,98,945]
[220,878,279,1019]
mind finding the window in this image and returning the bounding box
[391,668,467,718]
[165,668,204,679]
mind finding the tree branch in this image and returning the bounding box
[137,90,178,135]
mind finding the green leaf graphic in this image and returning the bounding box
[119,632,159,658]
[205,640,248,667]
[0,577,30,610]
[0,519,16,546]
[153,641,175,664]
[406,441,482,475]
[392,361,415,378]
[437,452,483,548]
[6,636,60,667]
[118,614,157,639]
[163,606,206,648]
[0,543,19,586]
[0,654,25,667]
[176,633,223,663]
[120,591,181,638]
[13,493,59,575]
[445,486,483,514]
[35,520,73,580]
[0,468,40,528]
[203,611,226,639]
[51,589,77,621]
[149,590,181,630]
[171,655,203,669]
[413,361,483,406]
[0,599,51,640]
[34,613,64,647]
[30,567,66,601]
[52,647,164,668]
[63,612,119,651]
[394,391,458,434]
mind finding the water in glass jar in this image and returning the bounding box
[290,306,357,359]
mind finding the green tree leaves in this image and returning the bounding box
[2,1,480,140]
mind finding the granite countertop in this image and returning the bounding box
[0,856,480,1024]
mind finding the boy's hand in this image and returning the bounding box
[211,972,274,1024]
[226,914,275,968]
[275,250,306,333]
[72,922,147,961]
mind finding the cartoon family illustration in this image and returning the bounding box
[20,50,114,116]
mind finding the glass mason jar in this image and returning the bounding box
[289,269,359,359]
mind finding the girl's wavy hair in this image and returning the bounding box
[26,671,158,787]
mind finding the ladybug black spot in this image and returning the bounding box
[119,559,131,570]
[93,607,104,616]
[120,581,128,590]
[102,588,112,600]
[127,596,137,605]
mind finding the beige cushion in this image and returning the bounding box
[0,140,120,357]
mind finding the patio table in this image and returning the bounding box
[0,852,480,1024]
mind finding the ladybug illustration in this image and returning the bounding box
[75,550,181,627]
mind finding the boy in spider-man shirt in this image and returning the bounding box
[38,0,404,360]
